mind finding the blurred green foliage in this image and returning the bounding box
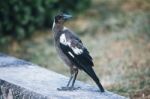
[91,0,150,36]
[0,0,90,40]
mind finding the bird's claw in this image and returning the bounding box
[57,86,80,91]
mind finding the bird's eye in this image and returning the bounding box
[55,16,63,21]
[55,15,63,23]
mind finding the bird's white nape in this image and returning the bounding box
[63,27,68,31]
[52,19,55,31]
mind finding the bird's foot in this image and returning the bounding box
[57,86,80,91]
[101,89,105,92]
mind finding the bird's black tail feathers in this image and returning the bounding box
[83,66,105,92]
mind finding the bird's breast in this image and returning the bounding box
[54,38,73,67]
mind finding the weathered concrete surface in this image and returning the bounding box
[0,53,127,99]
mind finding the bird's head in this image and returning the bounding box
[54,12,72,24]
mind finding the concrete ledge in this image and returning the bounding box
[0,53,127,99]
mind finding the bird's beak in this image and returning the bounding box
[63,14,72,20]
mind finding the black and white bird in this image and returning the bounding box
[52,12,104,92]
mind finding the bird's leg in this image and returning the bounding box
[70,69,78,88]
[64,68,80,90]
[68,68,80,90]
[57,74,74,91]
[57,67,75,91]
[57,68,80,91]
[66,74,74,87]
[65,67,76,88]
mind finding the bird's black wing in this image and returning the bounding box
[59,38,94,69]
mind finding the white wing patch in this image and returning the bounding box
[68,51,74,58]
[60,34,71,46]
[71,47,83,55]
[60,34,66,44]
[60,33,83,55]
[60,34,67,45]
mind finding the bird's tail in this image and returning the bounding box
[83,66,105,92]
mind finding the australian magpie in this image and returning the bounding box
[52,12,104,92]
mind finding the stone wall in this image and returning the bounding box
[0,53,127,99]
